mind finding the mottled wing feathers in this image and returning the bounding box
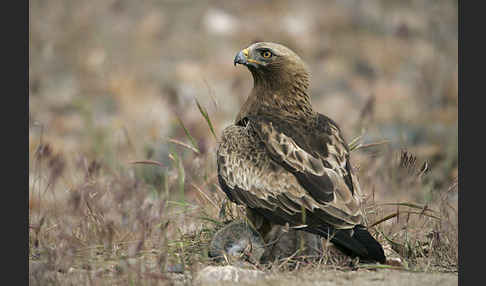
[217,122,363,230]
[246,114,362,214]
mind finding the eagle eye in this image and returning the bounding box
[260,50,272,59]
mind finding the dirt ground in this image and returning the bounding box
[230,270,458,286]
[30,261,458,286]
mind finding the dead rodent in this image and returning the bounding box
[208,220,325,264]
[208,220,265,264]
[261,225,323,263]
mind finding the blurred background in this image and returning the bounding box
[29,1,458,279]
[29,0,457,211]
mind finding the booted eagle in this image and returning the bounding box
[217,42,386,263]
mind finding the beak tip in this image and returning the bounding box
[233,50,248,67]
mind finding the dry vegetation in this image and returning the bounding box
[29,0,457,285]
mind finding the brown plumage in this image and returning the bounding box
[217,42,386,263]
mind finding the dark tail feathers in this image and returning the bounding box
[318,225,386,264]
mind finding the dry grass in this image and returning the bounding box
[29,0,457,284]
[28,127,457,285]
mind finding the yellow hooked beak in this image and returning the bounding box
[233,48,264,67]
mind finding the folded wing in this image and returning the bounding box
[217,117,363,232]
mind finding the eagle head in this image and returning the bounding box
[234,42,309,75]
[233,42,311,107]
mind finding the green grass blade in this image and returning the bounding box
[195,98,217,140]
[192,215,224,226]
[169,150,185,204]
[176,116,200,153]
